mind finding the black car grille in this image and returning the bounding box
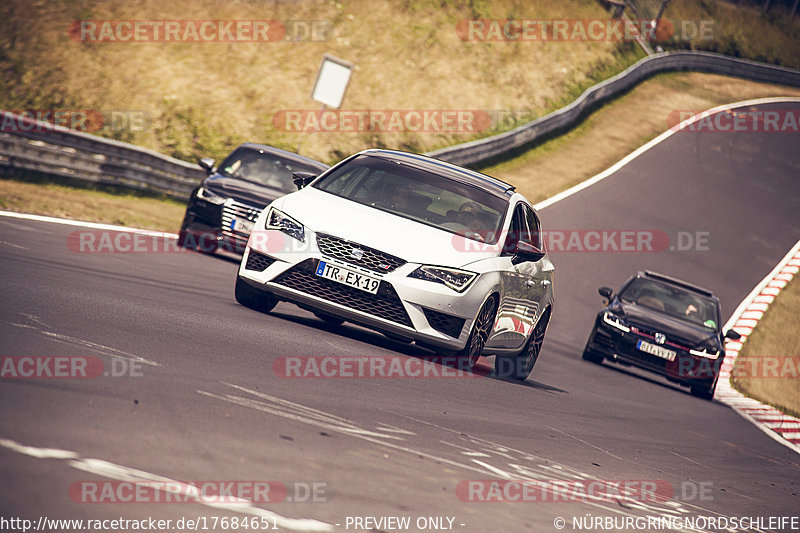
[273,259,413,328]
[245,251,275,272]
[316,233,406,274]
[629,323,691,350]
[220,200,261,249]
[422,308,465,338]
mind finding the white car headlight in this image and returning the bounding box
[266,208,305,242]
[602,311,630,333]
[409,265,477,293]
[689,347,720,359]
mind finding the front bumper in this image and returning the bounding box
[237,233,501,351]
[586,319,720,387]
[181,198,262,254]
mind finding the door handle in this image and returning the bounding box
[525,280,536,287]
[542,280,551,287]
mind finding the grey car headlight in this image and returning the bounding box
[602,311,630,333]
[689,347,720,359]
[196,186,225,204]
[409,265,477,293]
[266,208,305,242]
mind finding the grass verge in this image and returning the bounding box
[0,179,186,232]
[731,274,800,419]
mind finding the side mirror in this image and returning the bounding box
[199,157,215,174]
[292,171,317,190]
[724,329,741,341]
[512,241,545,264]
[598,287,613,303]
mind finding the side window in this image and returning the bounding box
[503,204,531,253]
[523,205,542,249]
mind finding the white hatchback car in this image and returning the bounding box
[235,149,555,379]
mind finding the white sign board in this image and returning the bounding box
[311,55,353,109]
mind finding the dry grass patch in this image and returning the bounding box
[0,0,634,165]
[731,274,800,418]
[0,179,185,232]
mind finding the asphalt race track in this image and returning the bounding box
[2,101,799,532]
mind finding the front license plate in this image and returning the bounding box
[230,218,254,233]
[637,340,676,361]
[316,261,380,294]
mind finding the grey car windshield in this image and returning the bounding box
[219,148,320,194]
[620,278,719,330]
[312,155,509,244]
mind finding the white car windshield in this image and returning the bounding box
[313,155,508,244]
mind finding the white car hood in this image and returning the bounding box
[275,187,500,267]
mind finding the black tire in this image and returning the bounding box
[495,309,550,380]
[458,295,498,370]
[235,276,278,313]
[313,312,345,326]
[581,332,604,364]
[690,378,717,401]
[582,347,604,364]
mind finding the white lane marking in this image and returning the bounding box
[203,386,744,532]
[0,210,179,238]
[0,438,78,459]
[222,382,404,439]
[0,240,28,250]
[374,423,416,435]
[544,425,628,463]
[439,441,490,457]
[198,385,515,477]
[197,390,404,441]
[0,438,332,532]
[534,97,800,211]
[9,321,160,367]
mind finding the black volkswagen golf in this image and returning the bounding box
[582,271,741,400]
[178,143,328,254]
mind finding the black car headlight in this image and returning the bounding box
[196,186,225,204]
[266,208,305,242]
[602,311,630,333]
[409,266,477,293]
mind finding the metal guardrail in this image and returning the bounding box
[426,51,800,167]
[2,51,800,199]
[0,110,204,200]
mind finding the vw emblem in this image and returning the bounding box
[350,247,365,260]
[654,332,666,345]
